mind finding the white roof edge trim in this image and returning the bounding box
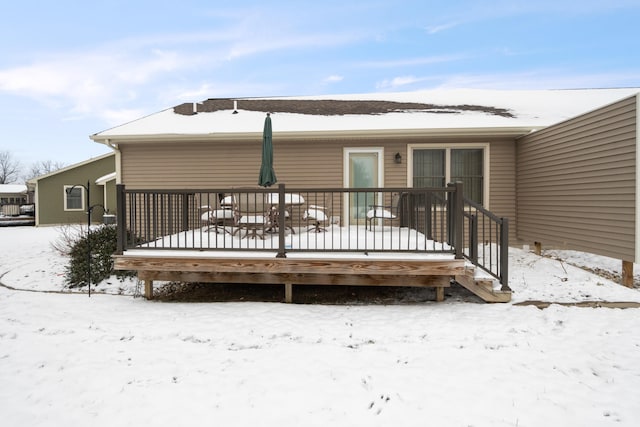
[90,126,540,144]
[95,172,117,185]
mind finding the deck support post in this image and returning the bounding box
[284,282,293,303]
[469,214,478,263]
[622,260,633,288]
[534,241,542,256]
[452,182,463,259]
[499,218,509,291]
[276,183,287,258]
[116,184,126,254]
[144,280,154,300]
[435,286,445,302]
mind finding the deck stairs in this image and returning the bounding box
[455,263,511,303]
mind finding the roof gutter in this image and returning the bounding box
[90,126,540,144]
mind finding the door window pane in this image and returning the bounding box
[412,148,484,205]
[451,149,483,204]
[413,149,445,188]
[349,152,378,223]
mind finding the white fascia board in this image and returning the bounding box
[90,126,538,144]
[95,172,117,185]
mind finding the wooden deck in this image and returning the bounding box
[113,185,511,303]
[114,251,510,303]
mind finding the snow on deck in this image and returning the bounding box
[131,225,452,255]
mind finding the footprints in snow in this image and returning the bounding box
[363,376,393,415]
[368,394,391,415]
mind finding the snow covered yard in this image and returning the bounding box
[1,226,640,426]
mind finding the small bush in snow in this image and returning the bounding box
[64,225,135,288]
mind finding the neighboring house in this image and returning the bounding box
[0,184,28,204]
[90,88,640,288]
[0,184,29,216]
[27,153,115,226]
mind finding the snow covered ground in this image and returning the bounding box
[1,225,639,426]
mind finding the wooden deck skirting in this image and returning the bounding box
[114,254,467,303]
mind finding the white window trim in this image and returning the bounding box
[407,143,490,209]
[64,185,86,211]
[343,147,384,188]
[343,147,384,227]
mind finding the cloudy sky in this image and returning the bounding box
[1,0,639,170]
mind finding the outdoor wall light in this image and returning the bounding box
[394,152,402,164]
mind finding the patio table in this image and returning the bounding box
[265,193,305,206]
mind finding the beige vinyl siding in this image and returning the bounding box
[120,138,411,189]
[119,135,518,239]
[121,139,339,189]
[120,136,513,195]
[382,141,408,187]
[516,96,637,261]
[487,139,517,242]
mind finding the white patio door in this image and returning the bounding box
[344,148,383,226]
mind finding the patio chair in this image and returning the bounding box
[366,193,403,231]
[265,192,305,235]
[303,204,329,233]
[200,194,235,234]
[231,192,268,239]
[267,205,297,234]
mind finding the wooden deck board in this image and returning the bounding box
[115,253,465,302]
[115,255,466,276]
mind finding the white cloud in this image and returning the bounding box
[225,31,364,60]
[0,21,364,125]
[167,81,283,103]
[171,83,218,102]
[433,70,640,90]
[358,53,469,69]
[425,21,460,34]
[99,108,149,128]
[324,75,344,83]
[0,48,191,118]
[376,75,434,90]
[374,69,640,92]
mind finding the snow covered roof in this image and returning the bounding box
[95,172,116,185]
[0,184,27,194]
[92,88,640,141]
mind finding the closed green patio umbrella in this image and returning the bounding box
[258,113,277,187]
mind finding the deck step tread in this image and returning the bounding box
[454,272,511,303]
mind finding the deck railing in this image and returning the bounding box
[461,197,509,291]
[115,183,508,288]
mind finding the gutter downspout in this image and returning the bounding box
[102,138,122,185]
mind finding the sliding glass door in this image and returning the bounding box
[344,148,383,225]
[411,146,485,205]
